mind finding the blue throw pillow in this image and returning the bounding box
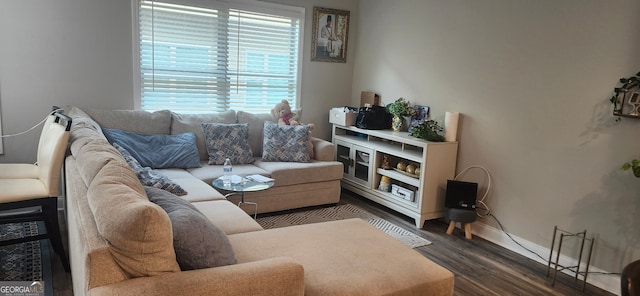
[201,123,254,165]
[103,128,201,169]
[113,143,187,196]
[262,121,310,162]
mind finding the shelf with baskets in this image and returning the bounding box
[332,124,458,227]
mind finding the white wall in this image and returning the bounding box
[0,0,358,163]
[0,0,135,163]
[353,0,640,292]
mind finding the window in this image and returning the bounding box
[134,0,303,113]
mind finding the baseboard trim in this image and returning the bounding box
[466,221,621,295]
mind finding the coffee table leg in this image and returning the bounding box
[237,192,258,219]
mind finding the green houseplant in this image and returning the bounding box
[386,98,416,131]
[410,119,445,142]
[621,159,640,178]
[387,98,415,117]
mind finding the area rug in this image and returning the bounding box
[256,204,432,248]
[0,222,53,295]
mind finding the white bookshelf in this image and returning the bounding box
[332,125,458,227]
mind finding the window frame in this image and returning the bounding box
[131,0,305,113]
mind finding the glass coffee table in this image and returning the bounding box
[211,175,274,218]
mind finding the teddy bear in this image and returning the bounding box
[271,99,300,126]
[271,99,315,131]
[271,99,315,158]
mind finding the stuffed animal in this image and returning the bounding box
[271,99,315,131]
[271,99,315,159]
[271,99,300,126]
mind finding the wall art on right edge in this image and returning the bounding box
[311,7,350,63]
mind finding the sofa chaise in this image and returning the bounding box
[64,106,454,295]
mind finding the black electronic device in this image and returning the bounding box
[444,179,478,210]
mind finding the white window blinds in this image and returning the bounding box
[137,0,302,113]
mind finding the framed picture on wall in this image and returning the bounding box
[311,7,350,63]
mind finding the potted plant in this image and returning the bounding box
[409,119,445,142]
[622,159,640,177]
[386,98,416,131]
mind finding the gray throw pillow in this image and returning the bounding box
[103,128,201,169]
[262,121,310,162]
[113,143,187,196]
[144,186,237,270]
[201,123,254,165]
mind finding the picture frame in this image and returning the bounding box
[628,92,640,116]
[409,105,430,133]
[311,7,350,63]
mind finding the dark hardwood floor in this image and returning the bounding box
[339,190,615,296]
[51,190,616,295]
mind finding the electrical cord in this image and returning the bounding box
[453,165,492,218]
[0,108,63,138]
[456,165,622,276]
[489,205,621,277]
[487,212,546,261]
[454,166,550,261]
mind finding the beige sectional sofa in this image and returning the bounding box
[64,106,455,295]
[72,107,343,212]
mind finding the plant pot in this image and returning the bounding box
[392,115,410,132]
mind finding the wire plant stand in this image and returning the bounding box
[545,226,595,292]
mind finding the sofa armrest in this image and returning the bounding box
[311,137,334,161]
[89,257,304,296]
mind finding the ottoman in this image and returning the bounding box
[228,218,454,296]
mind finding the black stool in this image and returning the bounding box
[446,208,476,240]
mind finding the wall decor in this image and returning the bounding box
[409,105,430,133]
[611,71,640,119]
[311,7,350,63]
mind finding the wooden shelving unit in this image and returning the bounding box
[332,125,458,227]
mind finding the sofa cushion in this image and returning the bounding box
[262,121,310,163]
[113,143,187,196]
[73,140,122,187]
[236,111,277,157]
[191,200,264,235]
[67,106,107,143]
[171,111,237,161]
[163,177,227,203]
[82,108,172,135]
[103,128,201,169]
[87,160,180,278]
[253,160,343,187]
[144,186,237,270]
[201,123,254,165]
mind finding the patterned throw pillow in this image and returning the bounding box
[113,143,187,196]
[201,123,254,165]
[262,121,310,162]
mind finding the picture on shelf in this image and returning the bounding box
[409,105,430,133]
